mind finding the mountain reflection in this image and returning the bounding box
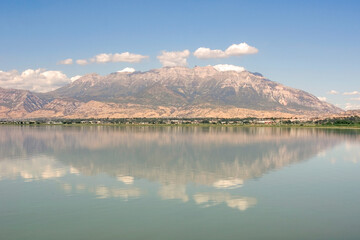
[0,126,359,211]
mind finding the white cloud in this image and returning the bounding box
[225,42,259,56]
[0,155,75,181]
[193,47,227,59]
[74,52,147,65]
[91,53,111,63]
[90,52,148,64]
[193,192,257,211]
[327,90,338,95]
[117,67,136,73]
[213,178,243,189]
[345,103,360,110]
[113,52,148,63]
[70,75,82,82]
[213,64,246,73]
[343,91,360,95]
[76,59,88,65]
[57,58,73,65]
[0,68,71,92]
[350,97,360,101]
[318,96,327,102]
[117,175,134,184]
[158,184,189,202]
[157,50,190,67]
[194,42,258,59]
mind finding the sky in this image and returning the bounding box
[0,0,359,109]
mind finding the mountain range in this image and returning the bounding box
[0,66,342,119]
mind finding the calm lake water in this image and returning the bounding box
[0,126,360,240]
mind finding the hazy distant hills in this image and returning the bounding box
[0,66,343,119]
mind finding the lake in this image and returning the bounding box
[0,125,359,240]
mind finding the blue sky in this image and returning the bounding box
[0,0,359,109]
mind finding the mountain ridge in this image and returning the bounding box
[0,66,343,119]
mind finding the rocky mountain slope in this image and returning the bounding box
[0,87,47,118]
[0,66,343,119]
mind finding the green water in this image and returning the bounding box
[0,126,359,240]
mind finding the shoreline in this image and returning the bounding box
[1,123,360,129]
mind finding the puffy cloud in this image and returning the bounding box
[343,91,360,95]
[193,192,257,211]
[76,59,88,65]
[74,52,147,65]
[157,50,190,67]
[0,155,76,181]
[70,75,82,82]
[213,64,246,73]
[117,175,134,184]
[350,97,360,101]
[327,90,339,95]
[158,184,189,202]
[213,178,243,189]
[318,97,327,102]
[0,68,72,92]
[193,47,227,59]
[57,58,73,65]
[113,52,148,63]
[92,53,111,63]
[117,67,136,73]
[194,42,258,59]
[345,103,360,110]
[90,52,148,64]
[225,42,259,56]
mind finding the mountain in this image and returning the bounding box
[0,87,47,119]
[0,66,342,119]
[341,110,360,117]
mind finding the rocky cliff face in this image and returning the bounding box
[0,87,48,118]
[0,66,343,119]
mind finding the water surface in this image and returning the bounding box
[0,126,359,240]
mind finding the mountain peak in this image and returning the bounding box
[79,72,101,78]
[0,66,343,119]
[193,65,218,76]
[73,73,102,84]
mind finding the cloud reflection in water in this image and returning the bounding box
[0,126,359,212]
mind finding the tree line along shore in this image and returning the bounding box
[1,116,360,128]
